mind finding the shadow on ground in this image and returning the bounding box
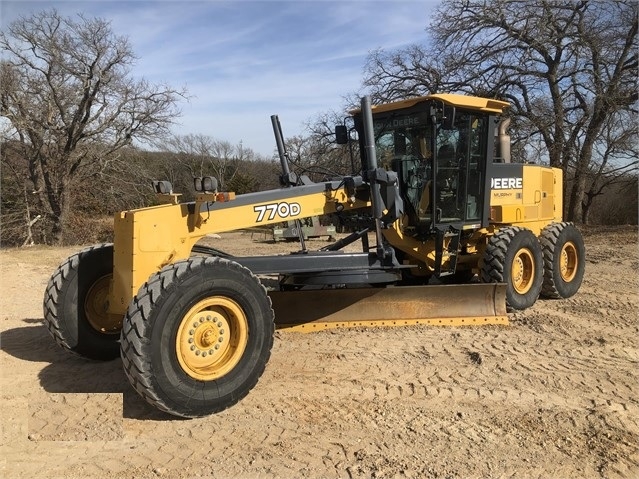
[1,321,178,421]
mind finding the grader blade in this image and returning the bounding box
[269,283,508,332]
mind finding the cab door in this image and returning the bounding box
[432,111,489,228]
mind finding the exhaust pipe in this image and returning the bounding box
[498,118,511,163]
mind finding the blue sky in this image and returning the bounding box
[1,1,435,156]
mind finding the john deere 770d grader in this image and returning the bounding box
[44,94,585,417]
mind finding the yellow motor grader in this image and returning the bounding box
[43,94,585,417]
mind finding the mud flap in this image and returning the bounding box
[269,283,508,332]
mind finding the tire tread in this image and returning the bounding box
[42,243,115,358]
[540,222,585,299]
[120,256,274,417]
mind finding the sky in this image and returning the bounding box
[1,0,435,157]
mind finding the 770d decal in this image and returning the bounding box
[254,202,301,222]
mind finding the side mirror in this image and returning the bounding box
[335,125,349,144]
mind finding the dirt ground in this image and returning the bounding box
[1,226,638,479]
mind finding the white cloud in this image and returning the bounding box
[1,0,436,155]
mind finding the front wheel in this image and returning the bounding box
[482,227,543,311]
[540,222,585,299]
[120,257,274,418]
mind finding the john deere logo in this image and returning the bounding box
[491,177,522,189]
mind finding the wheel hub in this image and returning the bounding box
[511,249,534,294]
[176,297,248,381]
[85,275,122,334]
[560,241,578,282]
[188,314,229,358]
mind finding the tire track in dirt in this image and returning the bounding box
[259,296,639,478]
[28,393,123,441]
[275,320,637,414]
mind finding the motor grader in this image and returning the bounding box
[43,94,585,418]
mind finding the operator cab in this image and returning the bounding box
[348,95,508,239]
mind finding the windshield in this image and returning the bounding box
[373,110,431,169]
[371,109,432,224]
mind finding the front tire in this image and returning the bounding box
[540,222,585,299]
[120,257,274,418]
[43,244,121,360]
[482,227,543,311]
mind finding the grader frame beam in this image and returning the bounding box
[110,178,371,316]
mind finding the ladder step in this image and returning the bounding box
[435,227,461,277]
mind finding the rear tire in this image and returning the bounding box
[540,222,585,299]
[43,244,121,360]
[120,257,274,418]
[482,227,543,311]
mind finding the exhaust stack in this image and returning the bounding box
[498,118,511,163]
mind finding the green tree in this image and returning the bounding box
[0,10,186,244]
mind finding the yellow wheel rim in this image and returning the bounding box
[511,248,535,295]
[85,275,121,334]
[560,241,578,282]
[176,297,248,381]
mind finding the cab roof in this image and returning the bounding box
[352,94,509,115]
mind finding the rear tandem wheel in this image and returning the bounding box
[120,256,274,418]
[540,222,585,299]
[481,226,544,311]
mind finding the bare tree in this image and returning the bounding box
[209,139,246,189]
[157,134,258,191]
[363,0,638,223]
[285,130,355,183]
[0,141,41,245]
[0,10,186,244]
[362,45,446,103]
[580,110,638,224]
